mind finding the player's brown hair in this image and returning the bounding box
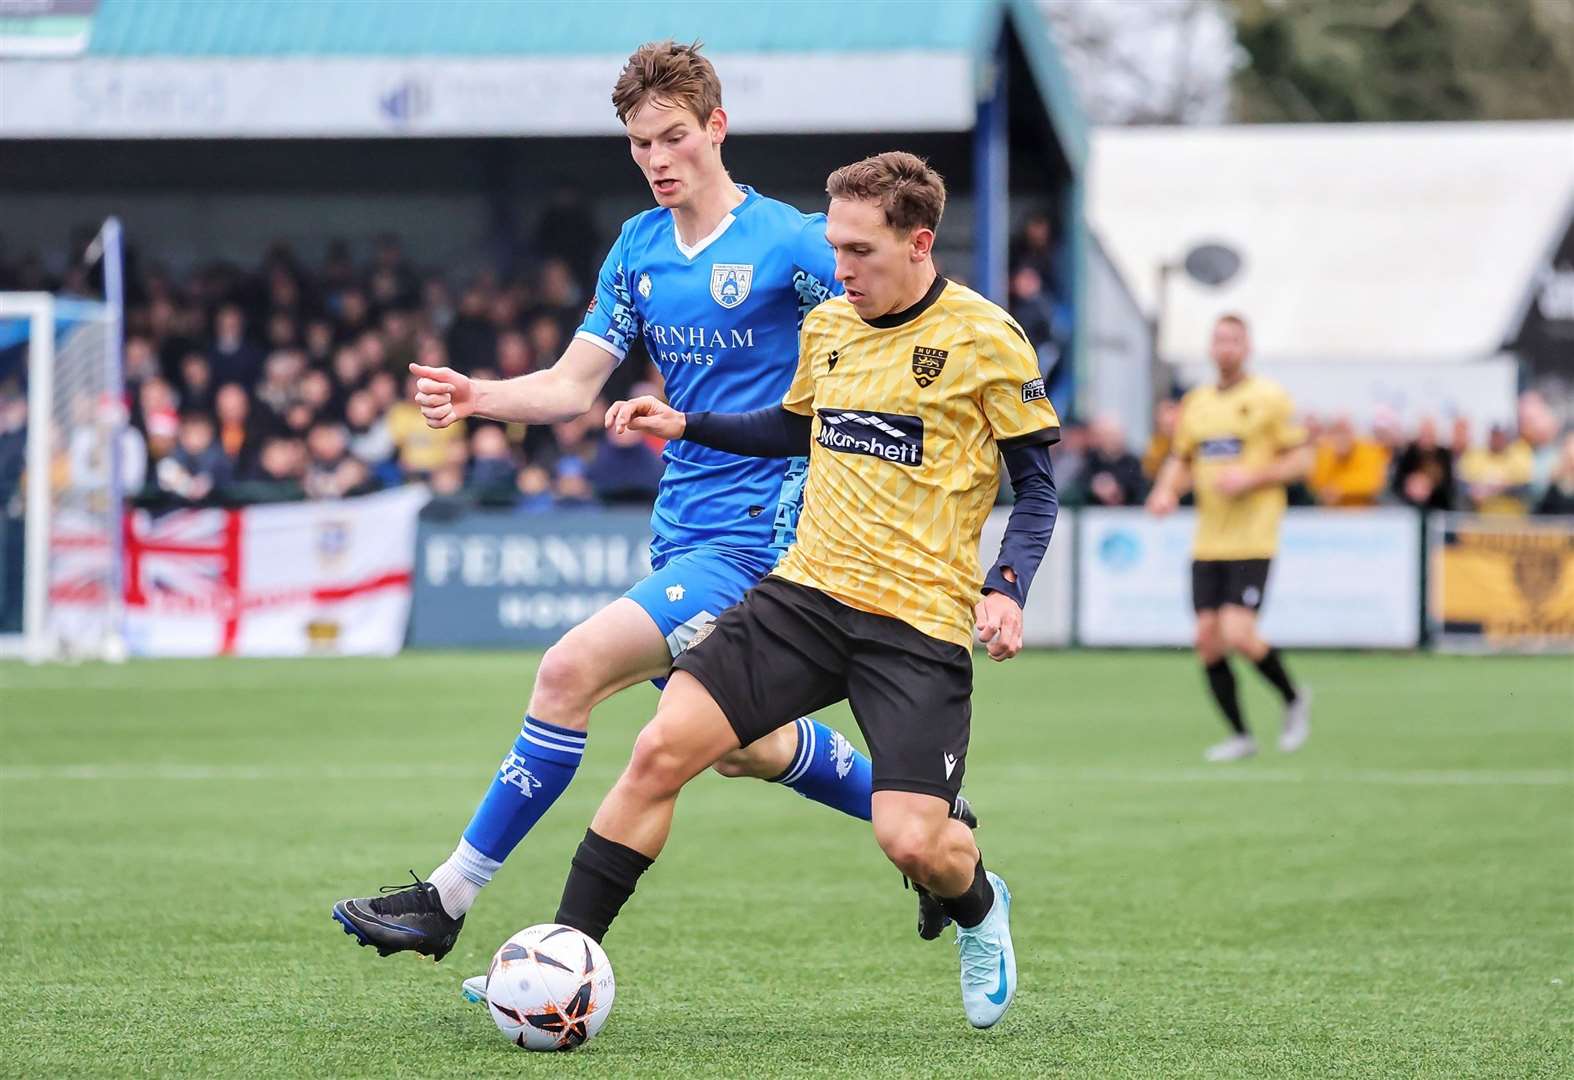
[1216,312,1250,332]
[611,40,723,126]
[825,152,947,234]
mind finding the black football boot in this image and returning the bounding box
[333,872,464,961]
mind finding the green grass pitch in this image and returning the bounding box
[2,651,1570,1078]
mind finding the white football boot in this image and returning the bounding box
[1278,688,1312,753]
[1204,735,1257,763]
[461,974,487,1004]
[956,872,1016,1029]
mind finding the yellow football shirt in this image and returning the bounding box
[1173,375,1305,560]
[771,277,1061,647]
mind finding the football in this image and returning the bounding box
[483,924,615,1052]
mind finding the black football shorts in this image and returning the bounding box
[671,575,973,804]
[1191,558,1273,613]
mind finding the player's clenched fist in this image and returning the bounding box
[409,362,474,429]
[974,592,1024,662]
[605,395,686,440]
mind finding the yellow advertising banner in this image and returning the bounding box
[1432,515,1574,651]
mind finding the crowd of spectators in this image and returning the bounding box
[4,212,1571,522]
[1050,389,1574,517]
[0,227,667,514]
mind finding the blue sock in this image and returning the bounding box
[771,717,872,821]
[461,715,587,862]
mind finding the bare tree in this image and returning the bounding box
[1041,0,1237,126]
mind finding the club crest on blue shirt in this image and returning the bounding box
[710,263,753,309]
[637,272,652,299]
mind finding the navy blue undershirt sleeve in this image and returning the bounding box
[983,443,1059,607]
[684,407,813,458]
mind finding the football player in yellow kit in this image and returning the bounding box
[1147,314,1314,761]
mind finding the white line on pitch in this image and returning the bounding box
[0,764,1568,786]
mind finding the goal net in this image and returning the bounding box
[0,226,128,661]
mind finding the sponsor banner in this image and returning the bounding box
[979,506,1074,648]
[0,52,971,138]
[408,508,653,648]
[123,486,428,657]
[408,505,1074,651]
[1077,507,1421,648]
[1430,514,1574,653]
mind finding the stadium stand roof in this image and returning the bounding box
[1,0,1085,155]
[1090,121,1574,365]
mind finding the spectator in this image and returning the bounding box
[304,316,336,366]
[1007,265,1059,375]
[513,463,556,513]
[265,310,298,351]
[1071,414,1146,507]
[330,344,367,402]
[214,382,260,475]
[254,348,307,426]
[345,389,396,473]
[496,329,533,380]
[1518,391,1562,502]
[137,377,180,465]
[299,368,338,423]
[467,425,518,500]
[156,411,232,502]
[178,351,215,414]
[524,313,564,371]
[386,372,465,479]
[303,421,373,500]
[1309,416,1390,507]
[237,434,307,501]
[587,423,665,505]
[124,334,160,387]
[446,282,498,374]
[1142,399,1180,481]
[1392,416,1455,512]
[209,303,264,387]
[554,455,596,508]
[1459,425,1534,515]
[1045,422,1087,498]
[1534,433,1574,515]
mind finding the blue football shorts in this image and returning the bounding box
[623,542,779,669]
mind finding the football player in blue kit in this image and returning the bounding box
[332,41,972,967]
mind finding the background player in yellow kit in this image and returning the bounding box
[547,151,1061,1030]
[1147,314,1314,762]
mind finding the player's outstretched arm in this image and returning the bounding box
[610,399,814,459]
[409,338,616,429]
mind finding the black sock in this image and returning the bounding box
[553,829,654,944]
[1254,647,1298,704]
[1204,659,1248,736]
[939,859,995,929]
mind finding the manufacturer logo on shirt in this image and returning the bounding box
[710,263,753,309]
[638,272,652,299]
[911,345,949,388]
[1020,377,1047,403]
[826,349,840,371]
[816,408,924,467]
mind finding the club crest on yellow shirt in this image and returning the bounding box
[911,346,949,387]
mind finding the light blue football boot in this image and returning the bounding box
[956,871,1016,1028]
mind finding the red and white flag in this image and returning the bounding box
[123,486,429,657]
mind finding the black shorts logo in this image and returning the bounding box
[1020,377,1046,403]
[816,408,924,467]
[911,346,949,388]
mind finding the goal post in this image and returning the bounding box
[0,219,127,661]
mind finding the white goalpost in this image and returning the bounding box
[0,219,128,662]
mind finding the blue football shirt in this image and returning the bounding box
[576,185,837,554]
